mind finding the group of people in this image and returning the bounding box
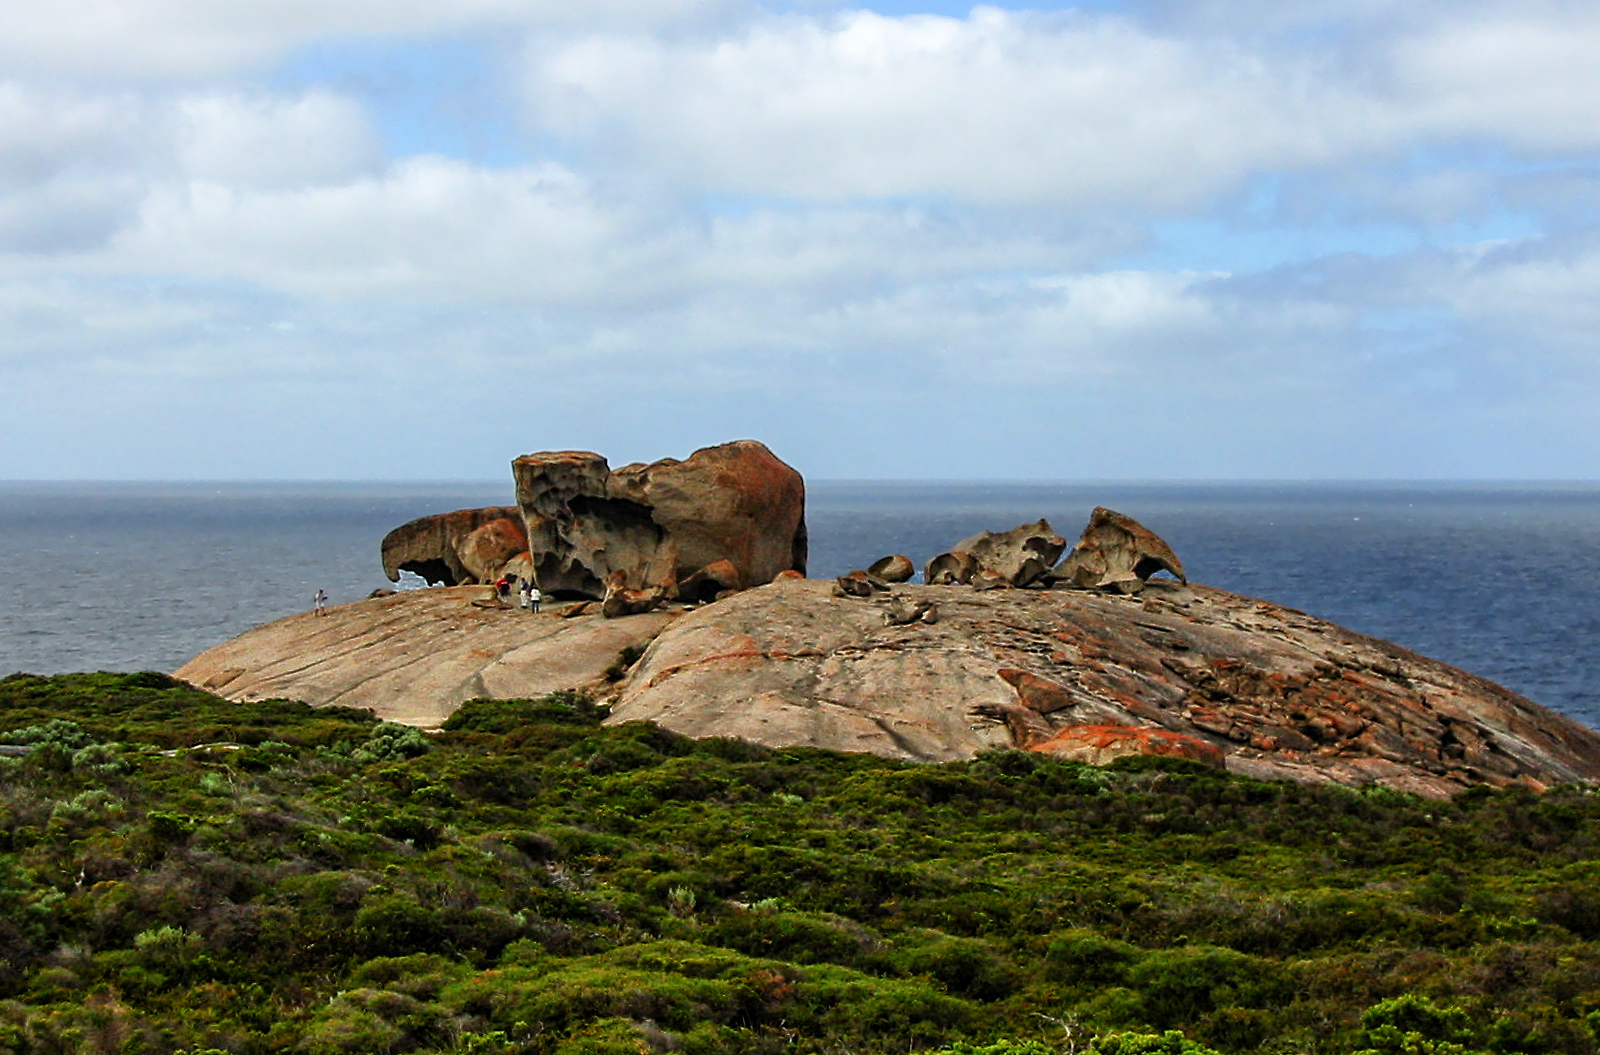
[496,576,542,612]
[313,575,543,616]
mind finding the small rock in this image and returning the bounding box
[884,594,936,626]
[868,555,915,583]
[834,570,888,597]
[925,550,979,585]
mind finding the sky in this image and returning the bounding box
[1,0,1598,481]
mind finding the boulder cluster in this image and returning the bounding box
[837,504,1187,607]
[181,438,1600,797]
[382,440,807,618]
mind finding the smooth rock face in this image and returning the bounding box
[381,508,526,586]
[174,588,676,727]
[1054,506,1186,592]
[512,440,807,601]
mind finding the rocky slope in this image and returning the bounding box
[177,575,1600,797]
[175,588,675,728]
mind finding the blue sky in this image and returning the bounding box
[1,0,1598,480]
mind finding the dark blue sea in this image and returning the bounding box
[2,481,1597,731]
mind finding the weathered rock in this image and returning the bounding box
[499,552,536,584]
[180,557,1600,797]
[677,559,742,603]
[884,594,938,626]
[949,519,1066,587]
[997,668,1077,714]
[601,570,672,619]
[925,550,979,586]
[174,587,677,726]
[606,579,1600,796]
[511,441,806,603]
[834,570,888,598]
[1054,507,1186,590]
[1030,725,1227,768]
[381,507,525,586]
[868,555,915,583]
[460,519,531,583]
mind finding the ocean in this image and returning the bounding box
[2,480,1597,731]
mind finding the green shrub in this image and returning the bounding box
[892,932,1016,1000]
[1354,995,1476,1055]
[0,718,97,749]
[1125,945,1278,1028]
[442,692,607,734]
[1044,928,1139,988]
[1089,1030,1225,1055]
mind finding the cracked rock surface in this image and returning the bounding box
[612,578,1600,796]
[176,576,1600,797]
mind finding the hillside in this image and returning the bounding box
[177,577,1600,798]
[3,672,1600,1054]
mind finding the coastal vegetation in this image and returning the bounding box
[1,672,1599,1054]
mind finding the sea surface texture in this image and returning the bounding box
[2,481,1597,732]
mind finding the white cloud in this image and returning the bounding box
[0,0,737,79]
[529,10,1364,207]
[523,5,1600,207]
[176,92,382,190]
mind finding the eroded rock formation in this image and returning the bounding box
[1054,506,1186,593]
[183,471,1600,797]
[513,441,807,602]
[928,520,1066,589]
[381,507,527,586]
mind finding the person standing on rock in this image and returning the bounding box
[529,583,542,613]
[518,578,531,610]
[313,589,328,616]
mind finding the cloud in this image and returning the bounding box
[176,92,382,190]
[528,9,1359,207]
[0,84,157,251]
[2,2,1600,479]
[0,82,390,253]
[0,0,738,79]
[523,5,1600,208]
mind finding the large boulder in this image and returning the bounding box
[511,440,807,602]
[931,519,1066,588]
[1054,507,1186,593]
[381,507,526,586]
